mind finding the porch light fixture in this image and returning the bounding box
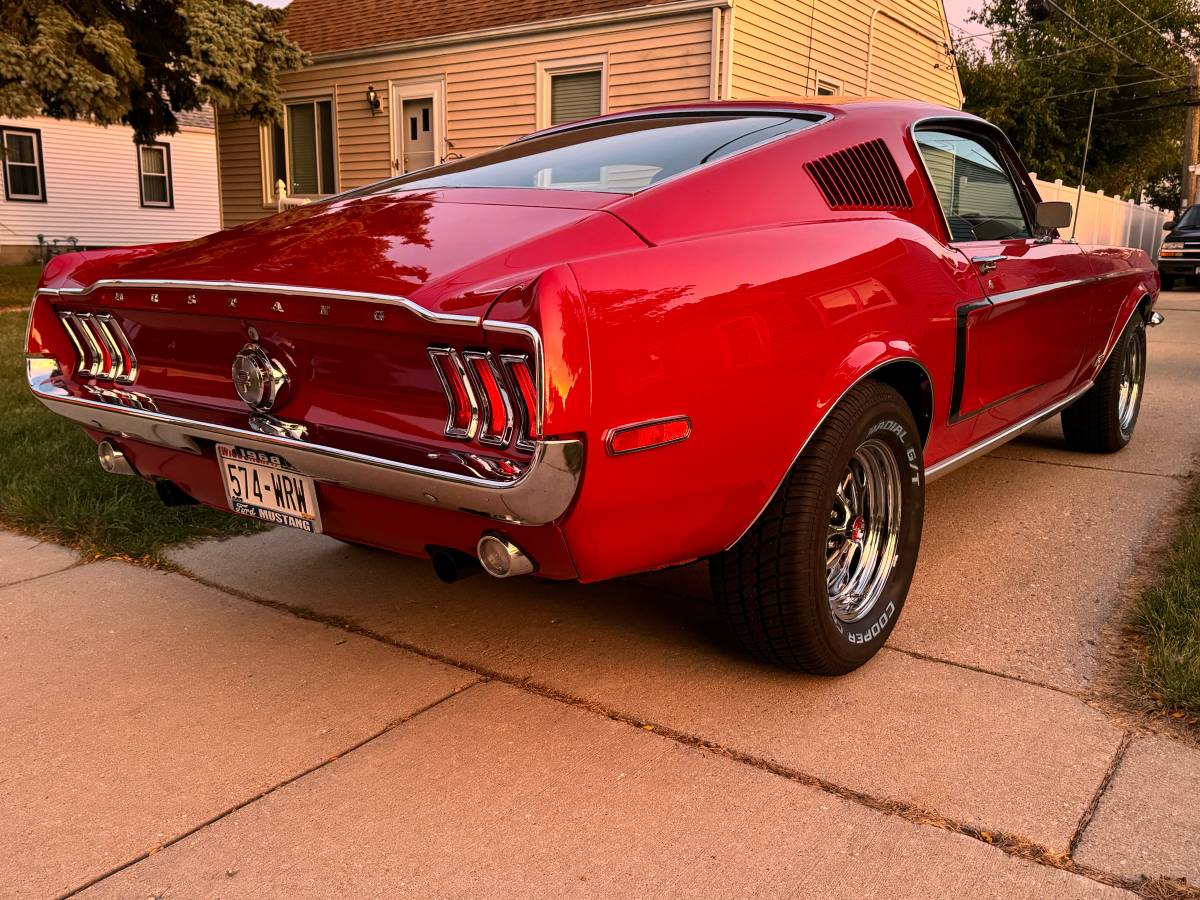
[366,85,381,114]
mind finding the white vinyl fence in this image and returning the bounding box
[1032,173,1170,257]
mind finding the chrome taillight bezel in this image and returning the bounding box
[427,346,479,440]
[430,345,539,451]
[462,350,514,447]
[59,310,138,384]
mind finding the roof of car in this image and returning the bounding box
[521,97,981,142]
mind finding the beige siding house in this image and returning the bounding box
[216,0,961,228]
[0,112,220,264]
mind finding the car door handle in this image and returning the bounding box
[972,254,1007,274]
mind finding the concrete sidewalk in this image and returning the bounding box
[2,294,1198,898]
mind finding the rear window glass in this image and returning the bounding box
[360,114,820,195]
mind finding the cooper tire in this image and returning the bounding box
[710,380,924,674]
[1060,313,1146,453]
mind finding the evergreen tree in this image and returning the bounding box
[0,0,307,143]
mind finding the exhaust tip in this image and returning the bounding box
[154,479,199,507]
[477,533,536,578]
[97,441,136,476]
[428,546,482,584]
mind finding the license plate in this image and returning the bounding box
[217,444,322,533]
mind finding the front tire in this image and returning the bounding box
[1160,274,1176,292]
[710,381,924,674]
[1060,314,1146,453]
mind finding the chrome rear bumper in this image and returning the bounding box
[28,357,583,526]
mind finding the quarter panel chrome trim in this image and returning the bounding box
[39,279,481,327]
[27,357,582,525]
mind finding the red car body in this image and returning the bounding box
[26,98,1157,585]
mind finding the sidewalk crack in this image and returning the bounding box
[166,563,1199,900]
[57,679,483,899]
[1069,731,1134,858]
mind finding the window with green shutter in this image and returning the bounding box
[550,70,603,126]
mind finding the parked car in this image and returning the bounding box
[26,99,1161,674]
[1158,204,1200,290]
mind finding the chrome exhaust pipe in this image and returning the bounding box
[1148,310,1165,327]
[97,440,136,477]
[476,533,536,578]
[428,546,483,584]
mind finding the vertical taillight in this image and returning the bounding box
[58,311,138,383]
[428,347,478,438]
[463,351,512,446]
[429,346,539,451]
[501,354,541,450]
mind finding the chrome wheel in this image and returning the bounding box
[826,438,903,623]
[1118,330,1144,432]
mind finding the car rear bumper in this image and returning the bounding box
[27,356,584,527]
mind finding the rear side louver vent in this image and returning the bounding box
[805,139,912,210]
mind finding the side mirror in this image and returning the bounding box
[1164,220,1177,231]
[1035,200,1072,230]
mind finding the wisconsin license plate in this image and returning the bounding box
[217,444,322,533]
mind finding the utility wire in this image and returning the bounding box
[1040,74,1181,100]
[1042,0,1185,82]
[1110,0,1189,52]
[1002,11,1174,67]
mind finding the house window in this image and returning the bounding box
[815,77,842,97]
[268,98,336,197]
[137,143,173,207]
[1,126,45,202]
[537,57,607,129]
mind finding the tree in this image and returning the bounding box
[0,0,308,144]
[955,0,1200,210]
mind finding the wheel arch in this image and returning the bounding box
[865,358,934,448]
[724,352,934,551]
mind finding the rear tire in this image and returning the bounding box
[710,381,924,674]
[1060,314,1146,453]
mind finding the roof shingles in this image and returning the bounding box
[282,0,680,55]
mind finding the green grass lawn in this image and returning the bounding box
[0,263,43,309]
[0,265,262,561]
[1131,478,1200,719]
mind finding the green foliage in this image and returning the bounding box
[1131,476,1200,717]
[0,267,263,561]
[0,264,43,309]
[956,0,1200,208]
[0,0,308,144]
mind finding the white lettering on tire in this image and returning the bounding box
[847,601,895,643]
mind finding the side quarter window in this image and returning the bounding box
[914,129,1031,243]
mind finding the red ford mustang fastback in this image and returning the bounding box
[26,98,1160,674]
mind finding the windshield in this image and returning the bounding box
[1176,206,1200,229]
[356,114,821,196]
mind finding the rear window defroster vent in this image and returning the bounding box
[805,139,912,210]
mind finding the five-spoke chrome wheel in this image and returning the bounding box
[826,437,903,624]
[1118,330,1144,433]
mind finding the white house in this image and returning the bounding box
[0,108,220,264]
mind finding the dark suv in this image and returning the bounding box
[1159,205,1200,290]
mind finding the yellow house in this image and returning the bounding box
[216,0,962,228]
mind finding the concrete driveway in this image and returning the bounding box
[3,293,1199,899]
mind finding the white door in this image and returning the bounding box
[391,80,444,175]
